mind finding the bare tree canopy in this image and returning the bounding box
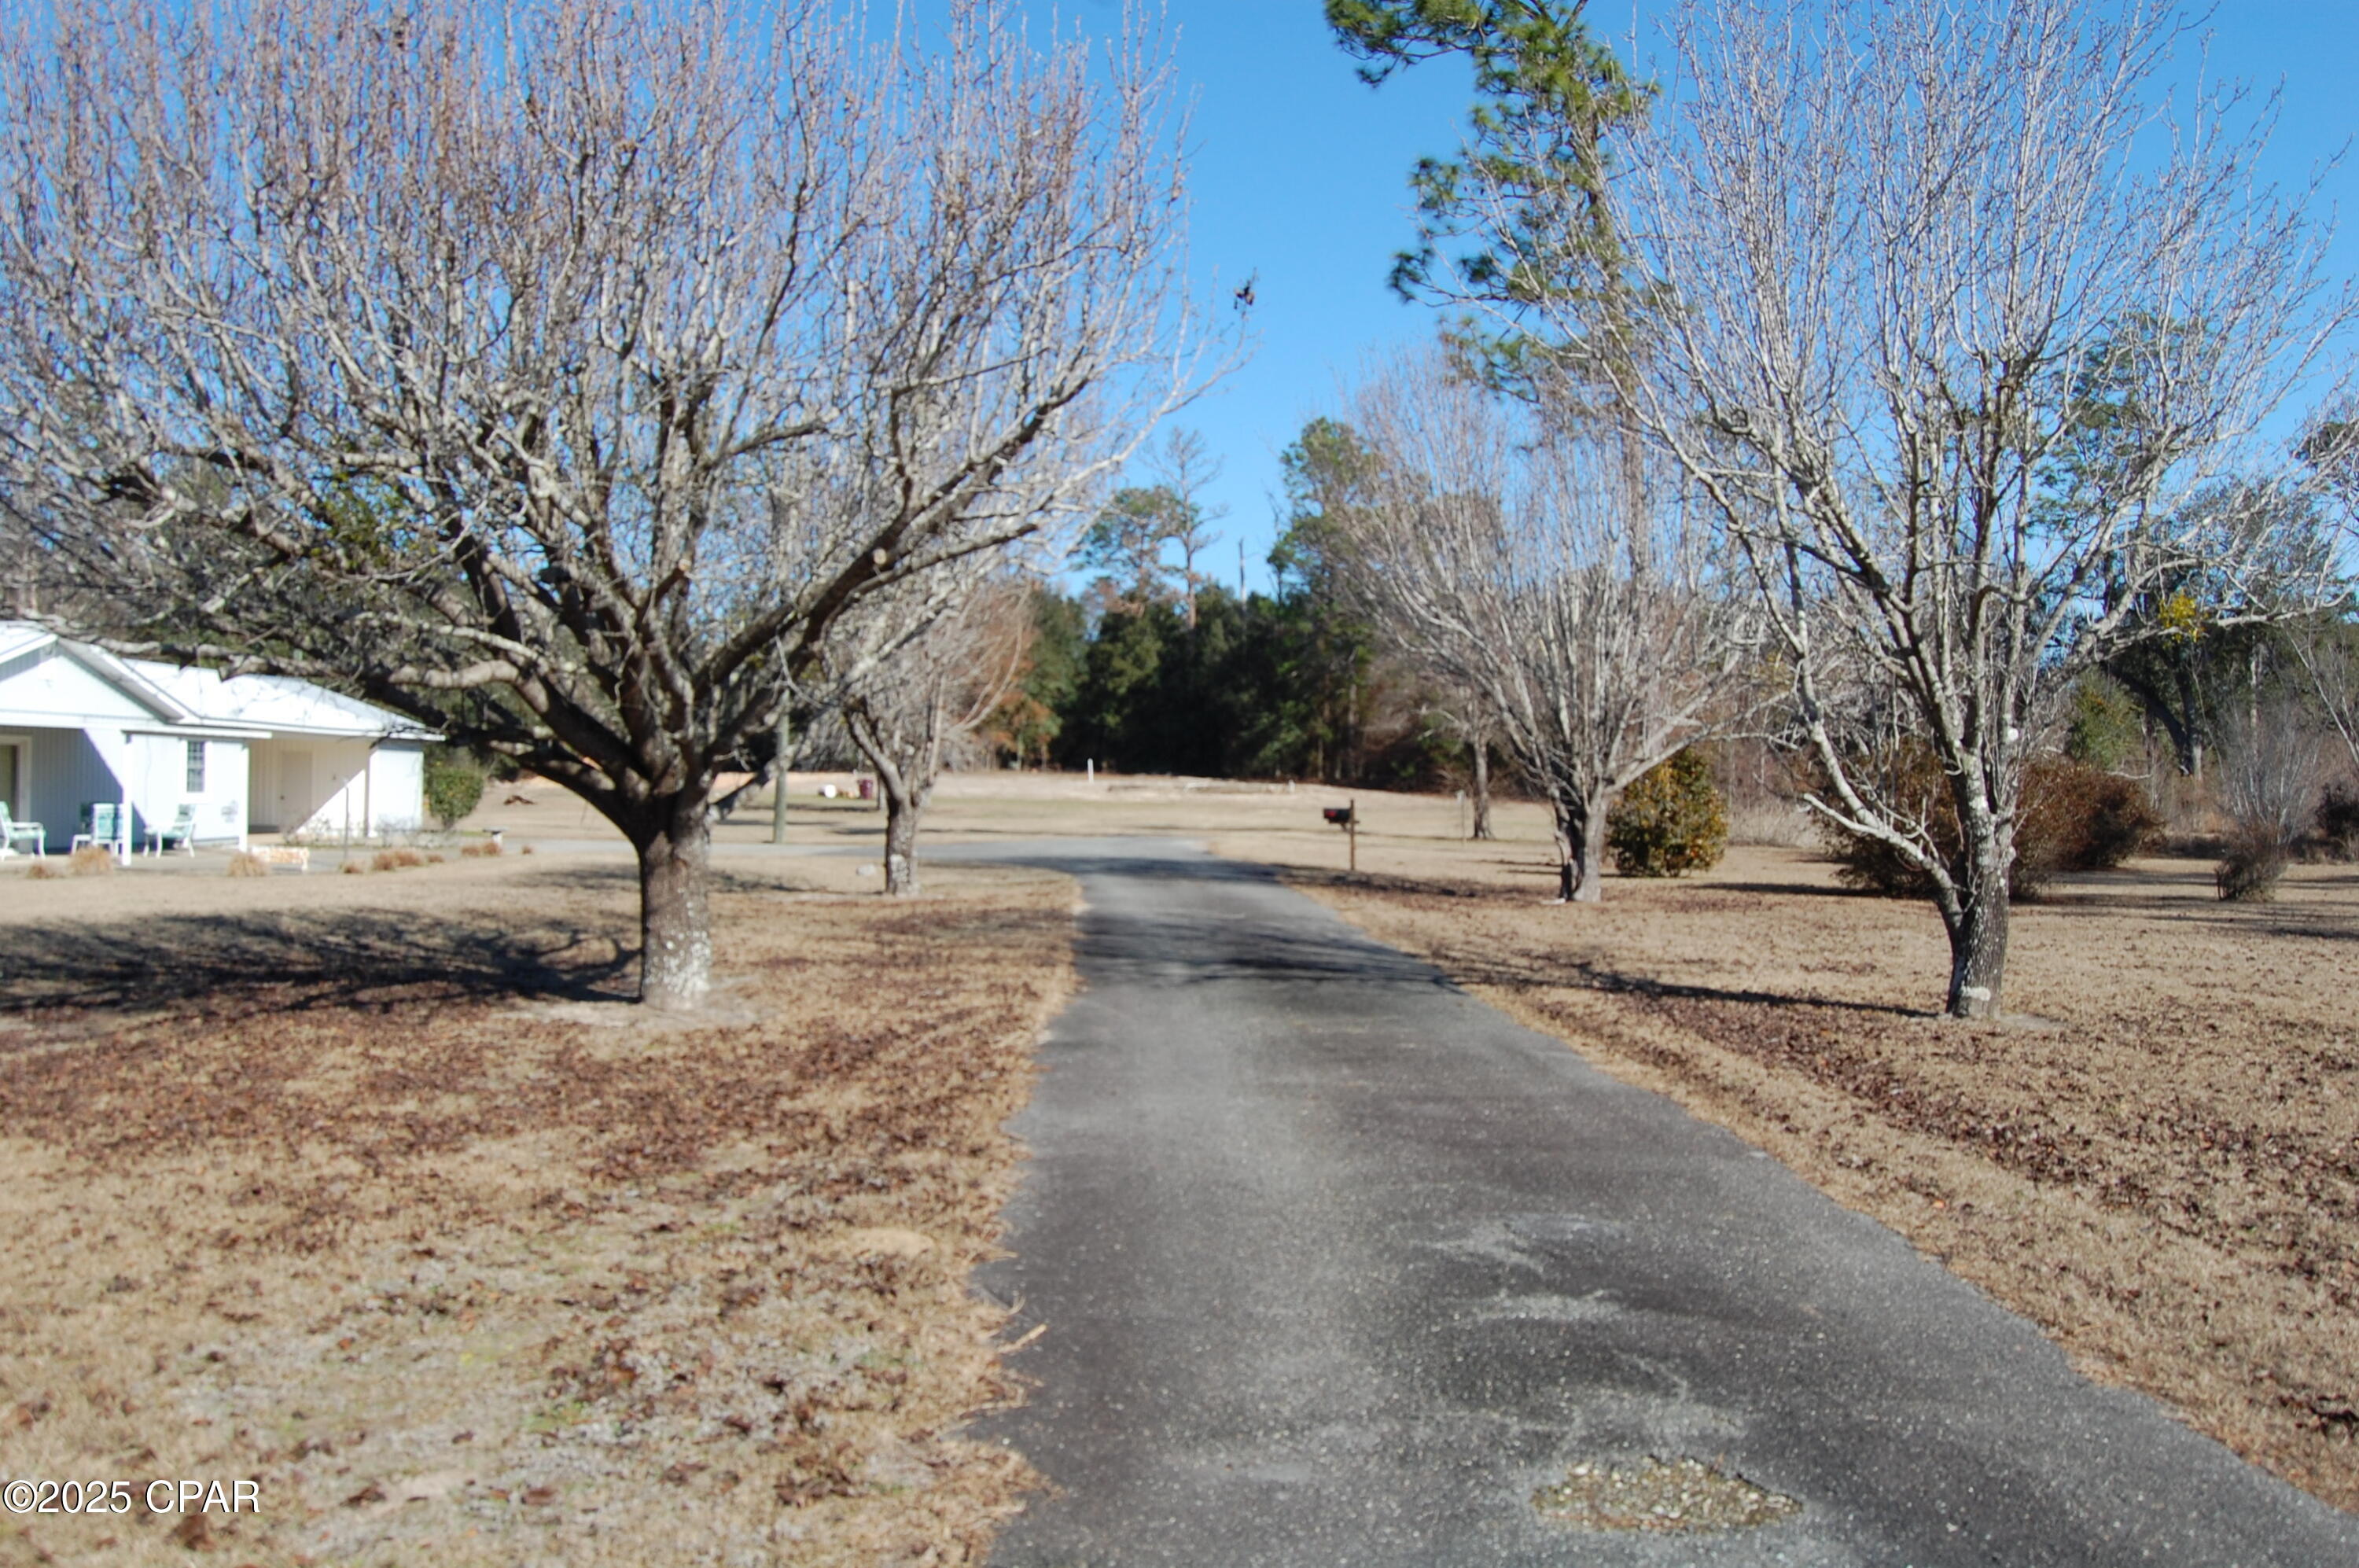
[825,569,1033,896]
[1330,351,1757,901]
[1076,426,1226,626]
[0,0,1223,1008]
[1562,0,2353,1015]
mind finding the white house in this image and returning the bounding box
[0,623,434,853]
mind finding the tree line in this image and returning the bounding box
[976,424,1457,790]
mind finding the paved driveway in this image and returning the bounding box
[946,839,2357,1566]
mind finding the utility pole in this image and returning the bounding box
[769,706,790,845]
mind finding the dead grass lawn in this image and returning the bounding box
[0,851,1073,1566]
[710,771,2359,1516]
[703,768,2359,1514]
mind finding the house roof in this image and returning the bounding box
[128,661,432,741]
[0,623,432,742]
[0,624,53,668]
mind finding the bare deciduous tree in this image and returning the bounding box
[1076,425,1226,626]
[1572,0,2349,1015]
[1150,429,1226,631]
[0,0,1221,1008]
[1428,700,1497,840]
[825,571,1033,896]
[2219,692,2326,848]
[2290,613,2359,780]
[1334,352,1755,901]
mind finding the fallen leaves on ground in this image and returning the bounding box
[0,856,1073,1566]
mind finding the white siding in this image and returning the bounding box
[20,727,122,841]
[367,744,425,834]
[0,727,248,850]
[145,737,249,845]
[0,630,426,845]
[247,737,374,837]
[0,646,162,726]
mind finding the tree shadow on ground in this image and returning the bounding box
[935,844,1275,886]
[1,907,635,1032]
[1280,866,1500,902]
[505,861,786,897]
[1279,867,1928,1018]
[1078,908,1452,992]
[1677,878,1875,901]
[1442,945,1932,1021]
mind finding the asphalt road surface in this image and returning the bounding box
[950,839,2359,1567]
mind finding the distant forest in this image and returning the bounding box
[889,407,2359,830]
[981,422,1472,790]
[1000,581,1444,786]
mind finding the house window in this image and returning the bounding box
[186,740,206,794]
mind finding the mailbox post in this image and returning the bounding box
[1320,800,1360,872]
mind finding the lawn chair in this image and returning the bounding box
[0,801,43,859]
[149,802,198,857]
[71,801,127,856]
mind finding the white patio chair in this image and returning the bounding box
[0,802,43,859]
[149,802,198,857]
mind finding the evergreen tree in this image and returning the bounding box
[988,587,1087,767]
[1271,419,1382,781]
[1327,0,1654,397]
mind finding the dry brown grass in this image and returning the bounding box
[369,848,429,873]
[65,847,114,878]
[674,770,2359,1516]
[0,852,1075,1566]
[688,767,2359,1512]
[1282,842,2359,1514]
[226,852,268,878]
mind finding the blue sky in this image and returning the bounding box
[1034,2,2357,594]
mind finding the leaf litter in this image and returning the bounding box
[0,853,1075,1567]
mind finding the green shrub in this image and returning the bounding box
[422,748,488,830]
[1607,749,1728,878]
[1820,750,2159,901]
[2063,674,2146,773]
